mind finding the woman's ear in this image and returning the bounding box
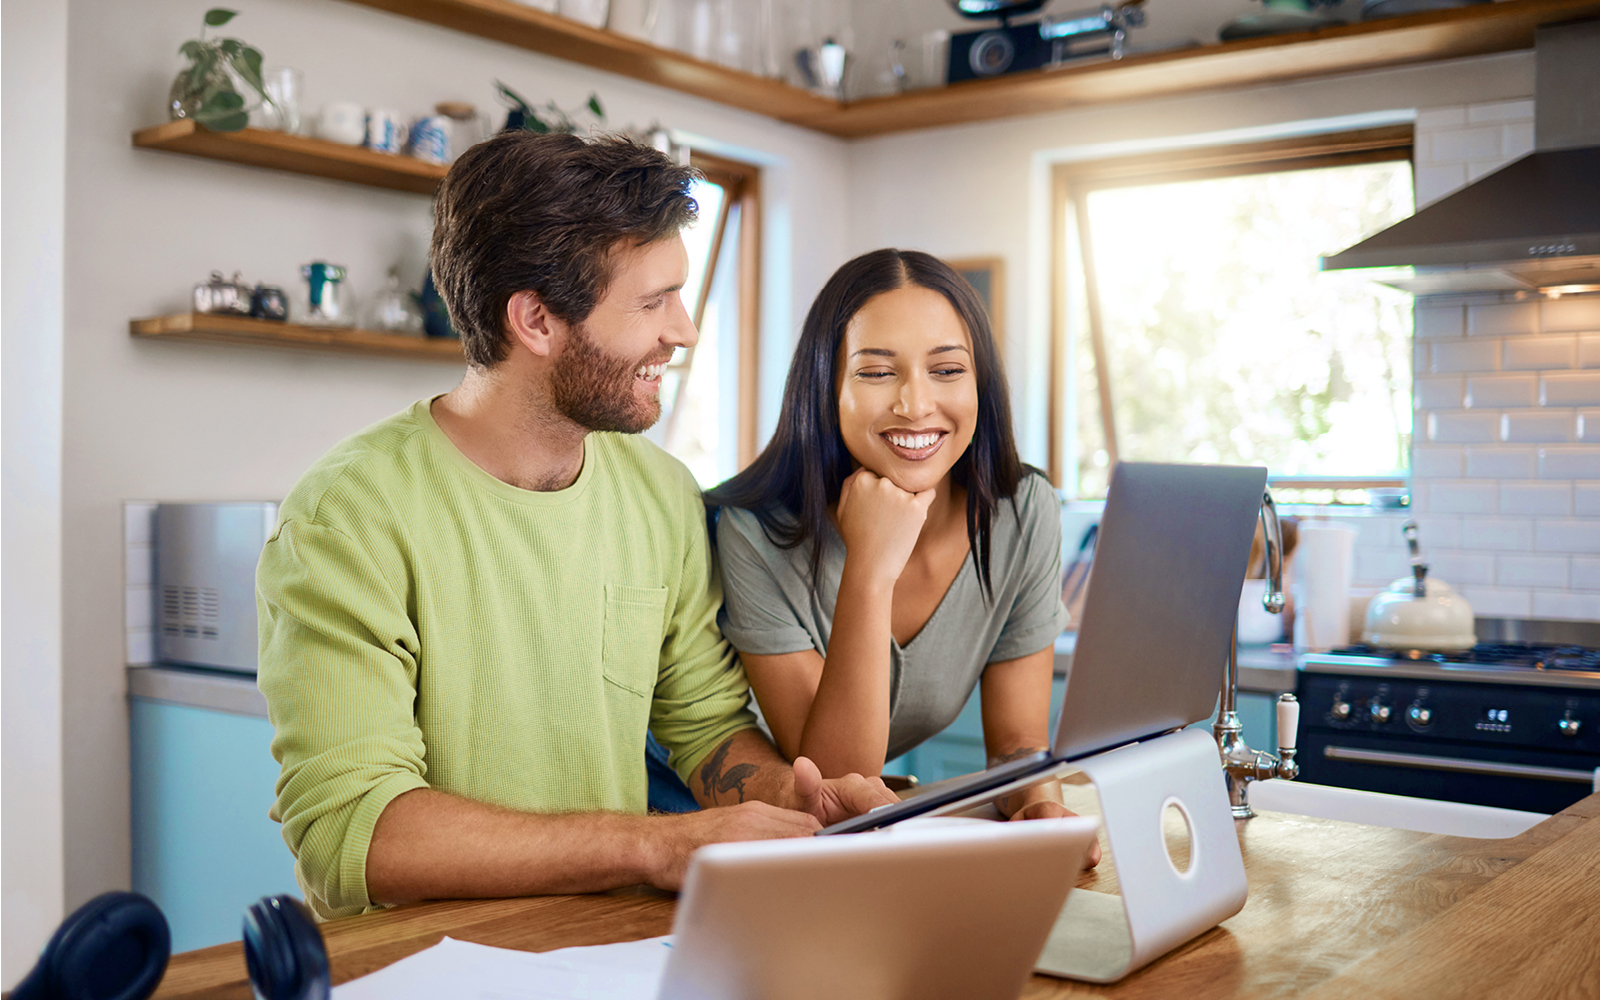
[505,290,560,359]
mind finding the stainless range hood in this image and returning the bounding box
[1322,19,1600,294]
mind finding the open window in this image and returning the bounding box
[646,151,762,488]
[1051,126,1417,503]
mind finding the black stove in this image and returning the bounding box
[1295,619,1600,815]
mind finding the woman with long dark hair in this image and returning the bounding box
[707,249,1087,832]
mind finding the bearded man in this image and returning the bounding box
[255,132,895,920]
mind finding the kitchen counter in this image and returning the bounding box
[127,664,266,718]
[1054,633,1298,694]
[147,787,1600,999]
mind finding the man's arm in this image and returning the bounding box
[365,729,895,904]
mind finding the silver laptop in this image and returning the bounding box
[657,817,1101,1000]
[819,461,1268,834]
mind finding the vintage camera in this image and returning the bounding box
[946,0,1147,83]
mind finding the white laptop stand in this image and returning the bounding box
[1033,728,1248,983]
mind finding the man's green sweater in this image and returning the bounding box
[256,398,756,919]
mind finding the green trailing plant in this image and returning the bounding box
[171,8,272,132]
[495,81,604,134]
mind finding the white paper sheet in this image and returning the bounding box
[331,934,673,1000]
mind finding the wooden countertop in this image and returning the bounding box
[150,785,1600,1000]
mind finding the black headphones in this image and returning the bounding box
[10,892,329,1000]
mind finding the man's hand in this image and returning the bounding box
[648,801,822,891]
[1006,799,1103,868]
[788,755,899,826]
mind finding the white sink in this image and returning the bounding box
[1248,779,1549,839]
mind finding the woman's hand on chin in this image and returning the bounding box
[836,468,936,587]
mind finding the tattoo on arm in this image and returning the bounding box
[988,746,1047,768]
[699,740,760,804]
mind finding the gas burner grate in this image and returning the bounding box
[1327,642,1600,672]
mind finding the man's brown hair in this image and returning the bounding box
[430,131,699,368]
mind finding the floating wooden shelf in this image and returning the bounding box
[133,120,447,193]
[346,0,1600,138]
[131,312,464,361]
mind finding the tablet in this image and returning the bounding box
[658,816,1101,1000]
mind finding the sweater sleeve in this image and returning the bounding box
[649,487,761,786]
[256,517,430,920]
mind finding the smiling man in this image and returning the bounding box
[255,132,894,920]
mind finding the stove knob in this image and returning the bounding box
[1558,713,1582,738]
[1330,697,1352,721]
[1407,703,1433,728]
[1369,699,1393,725]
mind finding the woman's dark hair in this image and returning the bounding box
[705,248,1024,597]
[430,131,699,368]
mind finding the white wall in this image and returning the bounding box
[842,51,1536,468]
[3,0,70,984]
[49,0,850,943]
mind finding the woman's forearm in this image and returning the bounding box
[797,561,896,777]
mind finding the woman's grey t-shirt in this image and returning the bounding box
[715,472,1069,762]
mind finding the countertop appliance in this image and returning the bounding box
[155,502,279,674]
[1296,618,1600,814]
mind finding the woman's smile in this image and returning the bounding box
[880,428,949,461]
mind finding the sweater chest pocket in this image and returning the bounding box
[602,584,668,698]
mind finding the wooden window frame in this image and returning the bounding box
[684,150,762,470]
[1048,124,1415,490]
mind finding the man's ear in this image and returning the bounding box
[505,290,562,359]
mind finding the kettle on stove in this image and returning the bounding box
[1362,520,1477,652]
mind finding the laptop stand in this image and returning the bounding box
[1035,728,1247,983]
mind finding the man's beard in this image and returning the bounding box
[548,321,665,434]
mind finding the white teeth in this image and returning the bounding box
[886,432,941,451]
[635,363,666,380]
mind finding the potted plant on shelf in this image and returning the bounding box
[169,8,273,132]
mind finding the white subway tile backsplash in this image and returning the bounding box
[1415,376,1464,410]
[1502,336,1575,371]
[1426,480,1499,514]
[126,545,152,588]
[1415,164,1467,206]
[1430,551,1496,584]
[1532,590,1600,621]
[1413,446,1464,477]
[1468,302,1539,337]
[1466,160,1504,182]
[1410,515,1461,550]
[1429,411,1500,443]
[1500,481,1572,516]
[1577,483,1600,516]
[1542,373,1600,406]
[1579,337,1600,369]
[1459,515,1534,550]
[1501,122,1535,160]
[1504,410,1575,443]
[1414,305,1464,340]
[1539,446,1600,479]
[1458,585,1532,617]
[126,585,152,630]
[124,501,156,546]
[1542,296,1600,333]
[1579,412,1600,442]
[1572,557,1600,590]
[127,630,156,668]
[1535,519,1600,554]
[1432,126,1503,163]
[1431,339,1499,373]
[1467,99,1534,124]
[1465,375,1536,408]
[1497,554,1568,588]
[1463,446,1538,479]
[1416,106,1467,130]
[1355,547,1410,584]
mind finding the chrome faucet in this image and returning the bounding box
[1213,490,1300,819]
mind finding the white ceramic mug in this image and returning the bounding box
[365,108,408,154]
[316,102,366,145]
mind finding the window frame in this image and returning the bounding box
[1048,124,1415,492]
[684,150,763,469]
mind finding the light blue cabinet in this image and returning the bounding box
[129,697,298,953]
[885,680,1283,784]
